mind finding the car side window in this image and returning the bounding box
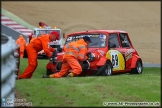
[108,33,120,48]
[119,33,131,47]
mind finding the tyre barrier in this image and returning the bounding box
[1,33,20,106]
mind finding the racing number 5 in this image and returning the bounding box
[111,53,118,68]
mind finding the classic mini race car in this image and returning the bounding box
[44,30,143,77]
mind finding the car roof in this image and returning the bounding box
[68,30,127,36]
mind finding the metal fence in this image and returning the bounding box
[1,34,20,105]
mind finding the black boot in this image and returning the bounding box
[42,75,50,78]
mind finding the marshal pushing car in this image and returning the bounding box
[45,30,143,76]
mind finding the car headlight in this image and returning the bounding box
[87,52,95,62]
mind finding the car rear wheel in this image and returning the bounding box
[130,60,143,74]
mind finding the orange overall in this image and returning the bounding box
[30,36,45,54]
[53,39,88,78]
[30,37,36,42]
[15,35,26,58]
[20,34,55,78]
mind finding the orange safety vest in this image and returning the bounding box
[64,39,88,61]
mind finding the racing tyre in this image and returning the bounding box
[102,61,113,76]
[130,60,143,74]
[91,61,112,76]
[56,62,62,71]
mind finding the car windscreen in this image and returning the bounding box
[65,34,107,48]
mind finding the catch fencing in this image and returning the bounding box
[1,33,20,103]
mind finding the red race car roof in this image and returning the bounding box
[68,30,127,36]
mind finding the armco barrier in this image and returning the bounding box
[1,33,20,106]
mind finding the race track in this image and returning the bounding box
[143,64,160,68]
[1,24,27,41]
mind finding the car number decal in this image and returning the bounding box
[111,51,119,68]
[106,50,125,71]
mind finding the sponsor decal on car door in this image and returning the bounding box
[106,50,125,71]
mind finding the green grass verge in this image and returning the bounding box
[16,58,161,107]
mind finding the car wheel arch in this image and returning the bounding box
[96,56,108,66]
[130,59,143,74]
[131,55,142,69]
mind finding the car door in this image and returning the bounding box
[106,33,126,71]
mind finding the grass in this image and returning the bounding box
[15,58,161,107]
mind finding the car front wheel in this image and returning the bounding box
[102,61,113,76]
